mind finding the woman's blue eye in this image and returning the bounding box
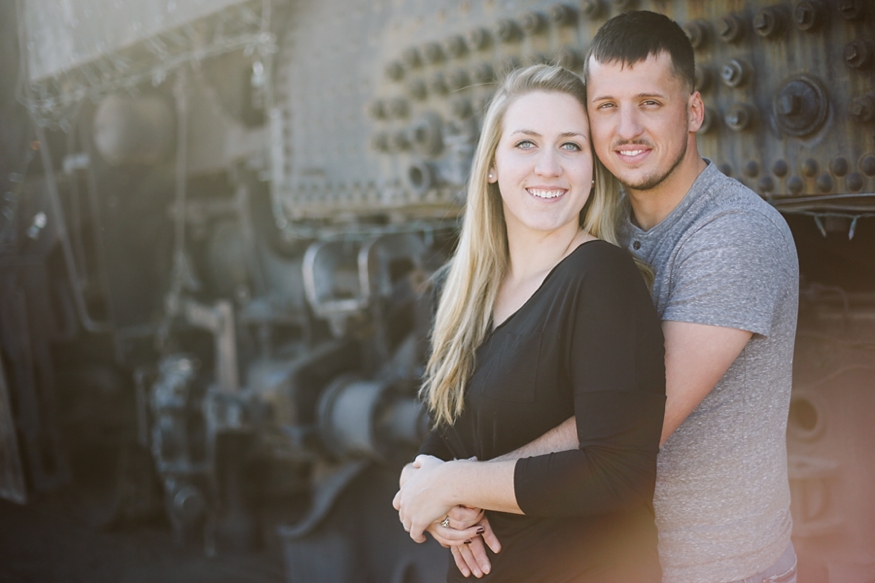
[516,140,535,149]
[561,142,581,151]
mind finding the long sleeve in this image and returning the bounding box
[514,246,665,517]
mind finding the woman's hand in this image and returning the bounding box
[393,454,458,542]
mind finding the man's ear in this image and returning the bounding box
[688,91,705,133]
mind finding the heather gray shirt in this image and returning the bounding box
[623,161,798,583]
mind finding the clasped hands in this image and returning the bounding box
[393,455,501,578]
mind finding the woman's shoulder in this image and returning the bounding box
[561,239,639,277]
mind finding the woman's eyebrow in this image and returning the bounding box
[509,129,586,138]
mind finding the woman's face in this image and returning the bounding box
[489,90,593,240]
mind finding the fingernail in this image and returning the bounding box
[476,527,485,534]
[464,539,472,544]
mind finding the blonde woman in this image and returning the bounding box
[393,65,665,582]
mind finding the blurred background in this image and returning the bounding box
[0,1,873,582]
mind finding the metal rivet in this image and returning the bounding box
[801,158,818,177]
[758,176,776,193]
[402,47,422,69]
[429,73,449,95]
[718,14,745,43]
[846,172,864,192]
[610,0,638,11]
[580,0,603,18]
[472,62,495,84]
[772,159,789,177]
[794,0,826,32]
[719,163,733,176]
[721,59,751,88]
[844,40,874,70]
[368,100,387,119]
[753,6,787,38]
[773,76,829,137]
[447,68,470,91]
[549,4,577,26]
[422,42,445,65]
[466,28,491,51]
[861,155,875,177]
[787,176,804,194]
[407,79,427,101]
[816,173,833,193]
[849,95,875,123]
[444,35,467,59]
[392,130,411,151]
[495,19,522,43]
[521,11,547,35]
[557,47,583,71]
[724,103,755,131]
[683,21,710,49]
[745,160,760,177]
[451,98,473,119]
[385,61,405,81]
[830,157,850,177]
[838,0,866,20]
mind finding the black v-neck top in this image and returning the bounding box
[420,240,666,582]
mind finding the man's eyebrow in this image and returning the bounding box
[590,92,666,102]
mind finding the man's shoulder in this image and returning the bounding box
[687,170,792,245]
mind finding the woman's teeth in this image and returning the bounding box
[528,189,564,199]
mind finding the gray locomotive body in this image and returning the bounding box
[1,1,873,581]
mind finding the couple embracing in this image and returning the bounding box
[394,11,799,583]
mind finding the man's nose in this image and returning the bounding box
[617,107,644,141]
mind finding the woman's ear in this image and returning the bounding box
[487,168,497,183]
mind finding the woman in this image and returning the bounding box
[393,65,665,582]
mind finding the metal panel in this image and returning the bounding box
[23,0,248,81]
[272,0,875,221]
[0,356,27,504]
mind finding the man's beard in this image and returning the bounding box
[617,138,687,192]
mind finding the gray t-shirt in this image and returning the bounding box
[623,161,799,583]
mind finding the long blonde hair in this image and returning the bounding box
[422,64,646,427]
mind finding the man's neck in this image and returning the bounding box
[628,154,707,231]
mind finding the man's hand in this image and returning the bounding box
[448,516,501,578]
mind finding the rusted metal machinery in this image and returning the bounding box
[0,1,873,581]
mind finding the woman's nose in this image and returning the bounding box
[534,149,562,176]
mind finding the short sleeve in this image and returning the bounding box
[663,211,796,337]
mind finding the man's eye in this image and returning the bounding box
[597,102,615,110]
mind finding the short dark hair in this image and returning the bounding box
[583,11,695,93]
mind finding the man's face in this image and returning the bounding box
[586,52,700,195]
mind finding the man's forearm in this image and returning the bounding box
[491,417,578,462]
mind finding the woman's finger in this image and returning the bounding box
[428,523,485,546]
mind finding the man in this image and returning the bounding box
[441,10,799,583]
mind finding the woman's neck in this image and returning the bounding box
[493,224,594,328]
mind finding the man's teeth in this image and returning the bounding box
[619,149,646,157]
[528,189,564,199]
